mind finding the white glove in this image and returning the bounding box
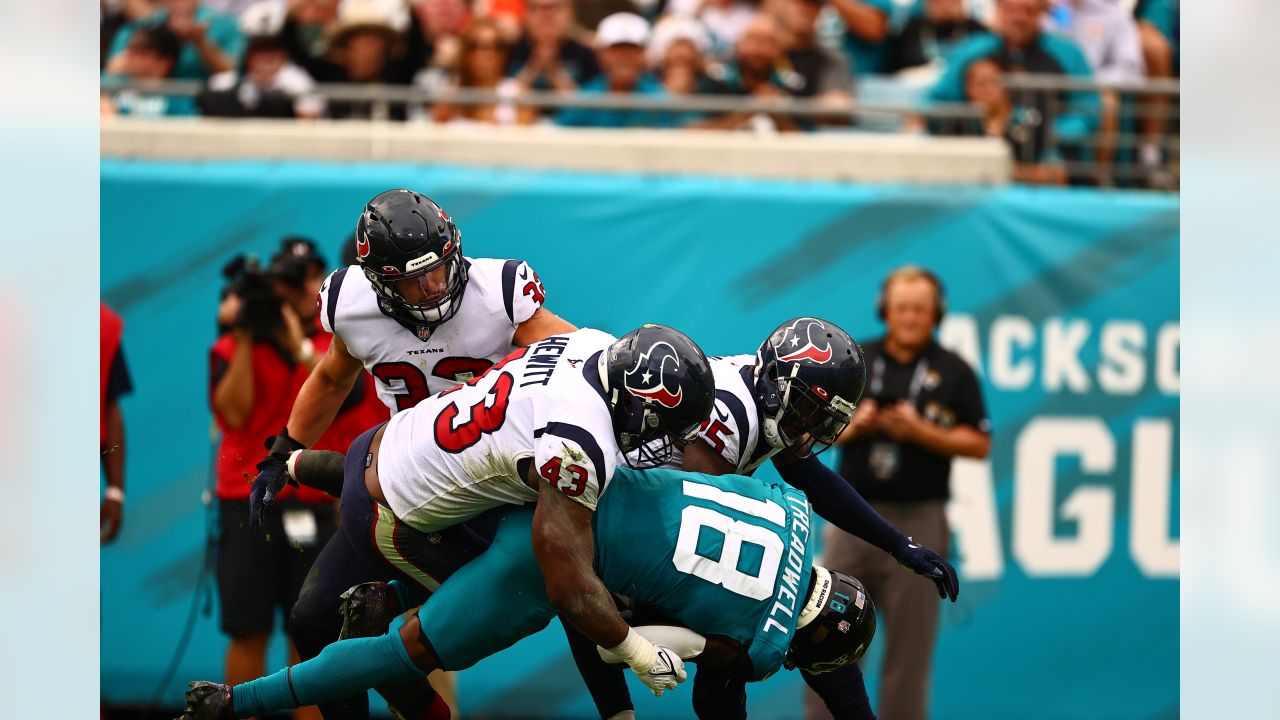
[605,628,689,697]
[635,646,687,697]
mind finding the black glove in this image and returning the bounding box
[892,536,960,602]
[248,429,306,533]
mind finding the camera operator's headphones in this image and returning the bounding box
[875,265,947,327]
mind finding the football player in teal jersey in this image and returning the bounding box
[178,467,876,719]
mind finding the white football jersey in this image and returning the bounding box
[663,355,779,475]
[318,257,547,414]
[377,329,622,532]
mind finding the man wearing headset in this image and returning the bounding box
[815,266,991,720]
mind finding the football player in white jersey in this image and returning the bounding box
[568,318,961,720]
[270,323,717,714]
[245,188,576,719]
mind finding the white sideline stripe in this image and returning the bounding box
[682,480,786,528]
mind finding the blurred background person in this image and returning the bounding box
[280,0,342,80]
[648,15,722,96]
[428,17,540,125]
[105,0,245,81]
[1134,0,1177,186]
[830,0,892,75]
[662,0,758,59]
[960,57,1066,184]
[556,12,676,128]
[776,0,854,110]
[208,238,381,720]
[321,0,411,119]
[399,0,475,88]
[101,23,199,117]
[699,13,803,131]
[928,0,1099,181]
[812,266,991,720]
[1044,0,1145,186]
[884,0,988,76]
[200,2,328,119]
[101,303,131,545]
[507,0,600,93]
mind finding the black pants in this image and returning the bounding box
[289,423,498,719]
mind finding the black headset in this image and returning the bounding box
[875,265,947,326]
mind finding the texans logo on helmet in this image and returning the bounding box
[356,232,371,260]
[777,318,833,364]
[624,342,684,408]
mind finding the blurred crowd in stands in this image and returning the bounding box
[101,0,1178,185]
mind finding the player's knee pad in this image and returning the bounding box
[339,581,405,640]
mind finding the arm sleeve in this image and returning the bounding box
[775,453,906,554]
[502,259,545,327]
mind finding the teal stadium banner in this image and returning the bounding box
[101,160,1178,719]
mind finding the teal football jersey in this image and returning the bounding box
[593,467,815,681]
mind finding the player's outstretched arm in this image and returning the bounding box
[774,453,959,602]
[248,336,364,531]
[531,480,687,697]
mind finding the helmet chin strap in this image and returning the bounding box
[761,364,801,451]
[798,566,833,630]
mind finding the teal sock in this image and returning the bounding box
[233,616,424,717]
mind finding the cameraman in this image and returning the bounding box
[209,240,358,719]
[813,266,991,720]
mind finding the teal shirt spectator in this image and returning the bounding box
[555,74,679,129]
[108,7,245,81]
[928,31,1100,143]
[107,86,199,117]
[838,0,894,75]
[1136,0,1178,69]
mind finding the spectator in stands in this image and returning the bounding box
[101,23,200,116]
[662,0,756,59]
[101,303,131,545]
[323,0,410,119]
[830,0,892,75]
[929,0,1099,171]
[557,12,674,127]
[105,0,245,80]
[699,13,802,131]
[507,0,600,92]
[963,57,1066,184]
[280,0,342,80]
[399,0,475,86]
[649,15,723,96]
[429,18,539,124]
[1045,0,1144,185]
[777,0,854,105]
[1134,0,1176,186]
[884,0,988,74]
[201,2,327,118]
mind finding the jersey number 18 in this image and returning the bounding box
[671,480,786,601]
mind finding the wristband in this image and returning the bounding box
[605,627,657,672]
[268,428,307,456]
[104,486,125,504]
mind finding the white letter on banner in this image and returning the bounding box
[939,314,982,377]
[1131,419,1179,577]
[945,458,1003,580]
[1042,318,1091,393]
[1155,323,1180,395]
[989,315,1035,391]
[1014,418,1115,576]
[1098,321,1147,395]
